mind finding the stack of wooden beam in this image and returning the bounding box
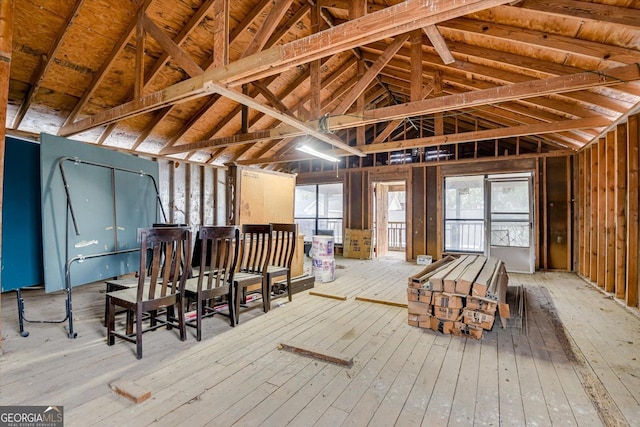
[407,255,509,339]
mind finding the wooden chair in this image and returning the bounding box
[183,226,239,341]
[266,223,296,311]
[233,224,272,324]
[106,227,192,359]
[103,223,189,324]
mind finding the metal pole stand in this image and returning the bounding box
[14,285,75,339]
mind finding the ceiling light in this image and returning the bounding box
[296,144,339,162]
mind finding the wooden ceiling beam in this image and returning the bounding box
[88,0,218,145]
[61,0,154,129]
[520,0,640,28]
[142,14,204,77]
[237,116,610,165]
[333,34,410,115]
[243,0,294,57]
[208,83,364,156]
[186,1,310,161]
[12,0,86,129]
[59,0,514,137]
[307,64,640,134]
[130,106,173,150]
[213,0,229,67]
[440,17,640,67]
[423,25,455,65]
[229,0,272,42]
[366,39,636,117]
[164,64,638,155]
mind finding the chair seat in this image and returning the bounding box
[267,265,288,275]
[234,271,264,286]
[105,277,147,291]
[107,285,178,306]
[183,276,230,296]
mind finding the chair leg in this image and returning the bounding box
[196,296,203,341]
[263,279,270,313]
[126,309,133,335]
[287,272,292,302]
[106,296,115,346]
[228,289,235,327]
[234,283,241,325]
[177,297,186,342]
[136,306,143,360]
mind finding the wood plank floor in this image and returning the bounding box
[1,254,639,426]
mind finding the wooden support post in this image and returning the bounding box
[434,71,443,136]
[590,142,598,282]
[583,147,591,277]
[597,138,606,287]
[410,30,422,102]
[542,157,548,270]
[605,131,616,293]
[567,155,572,271]
[436,166,443,259]
[309,2,321,119]
[615,124,627,300]
[627,115,639,308]
[0,0,15,353]
[533,158,540,270]
[578,150,585,276]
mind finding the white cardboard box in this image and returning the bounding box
[417,255,432,265]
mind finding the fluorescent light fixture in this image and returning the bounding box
[296,144,339,162]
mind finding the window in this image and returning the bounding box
[444,175,484,252]
[295,183,343,243]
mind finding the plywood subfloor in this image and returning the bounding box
[1,256,639,426]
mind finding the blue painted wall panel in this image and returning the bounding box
[1,137,44,292]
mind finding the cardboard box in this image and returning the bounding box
[433,306,462,321]
[462,308,495,330]
[466,296,498,314]
[343,229,373,259]
[432,293,464,309]
[408,301,432,316]
[417,255,432,265]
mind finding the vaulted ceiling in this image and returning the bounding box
[7,0,640,171]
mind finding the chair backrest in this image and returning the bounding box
[238,224,272,274]
[137,226,192,301]
[270,223,296,268]
[196,226,240,291]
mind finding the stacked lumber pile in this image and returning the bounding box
[407,255,509,339]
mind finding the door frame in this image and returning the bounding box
[485,173,535,273]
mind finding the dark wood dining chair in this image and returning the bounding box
[106,226,192,359]
[266,223,296,310]
[233,224,272,324]
[103,223,189,324]
[183,226,239,341]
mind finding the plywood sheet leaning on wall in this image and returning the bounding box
[230,166,295,225]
